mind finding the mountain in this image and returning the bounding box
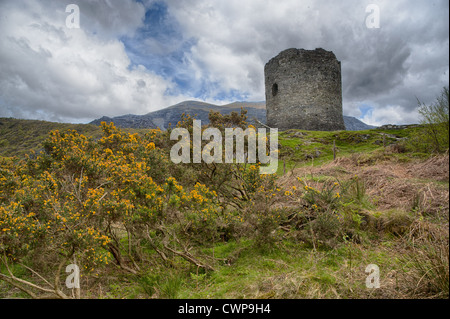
[90,101,376,131]
[343,116,377,131]
[90,101,266,130]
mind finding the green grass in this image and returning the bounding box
[0,117,147,158]
[155,236,412,299]
[276,128,419,174]
[0,117,102,157]
[0,117,418,165]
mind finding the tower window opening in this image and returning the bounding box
[272,83,278,97]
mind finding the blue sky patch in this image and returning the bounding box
[121,1,199,96]
[358,104,374,119]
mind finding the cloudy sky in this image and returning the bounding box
[0,0,448,125]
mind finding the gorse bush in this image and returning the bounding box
[285,176,376,249]
[296,177,342,211]
[0,112,290,298]
[0,121,228,296]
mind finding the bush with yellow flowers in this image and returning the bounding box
[286,176,373,249]
[1,120,233,290]
[0,115,308,297]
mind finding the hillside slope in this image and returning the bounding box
[1,106,377,159]
[90,101,376,131]
[0,118,144,157]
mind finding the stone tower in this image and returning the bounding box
[265,48,345,131]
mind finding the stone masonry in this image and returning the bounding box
[265,48,346,131]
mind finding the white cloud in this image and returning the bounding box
[0,0,448,125]
[361,104,420,127]
[0,0,188,123]
[167,0,449,124]
[166,0,322,100]
[78,0,146,39]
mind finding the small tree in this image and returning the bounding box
[417,86,449,153]
[409,87,449,154]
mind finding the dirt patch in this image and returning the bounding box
[281,154,449,214]
[365,177,448,214]
[407,154,449,182]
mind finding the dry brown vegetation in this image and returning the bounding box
[274,151,449,298]
[282,153,449,215]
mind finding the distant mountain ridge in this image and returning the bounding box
[90,101,376,131]
[343,116,377,131]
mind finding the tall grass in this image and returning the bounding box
[400,220,449,298]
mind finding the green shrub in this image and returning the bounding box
[408,87,449,153]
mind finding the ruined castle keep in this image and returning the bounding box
[265,48,346,131]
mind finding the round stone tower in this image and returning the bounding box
[265,48,345,131]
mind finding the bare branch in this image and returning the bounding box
[18,263,53,289]
[163,244,215,272]
[0,255,70,299]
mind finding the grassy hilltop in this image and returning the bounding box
[0,118,148,158]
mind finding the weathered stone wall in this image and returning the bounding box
[265,48,346,131]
